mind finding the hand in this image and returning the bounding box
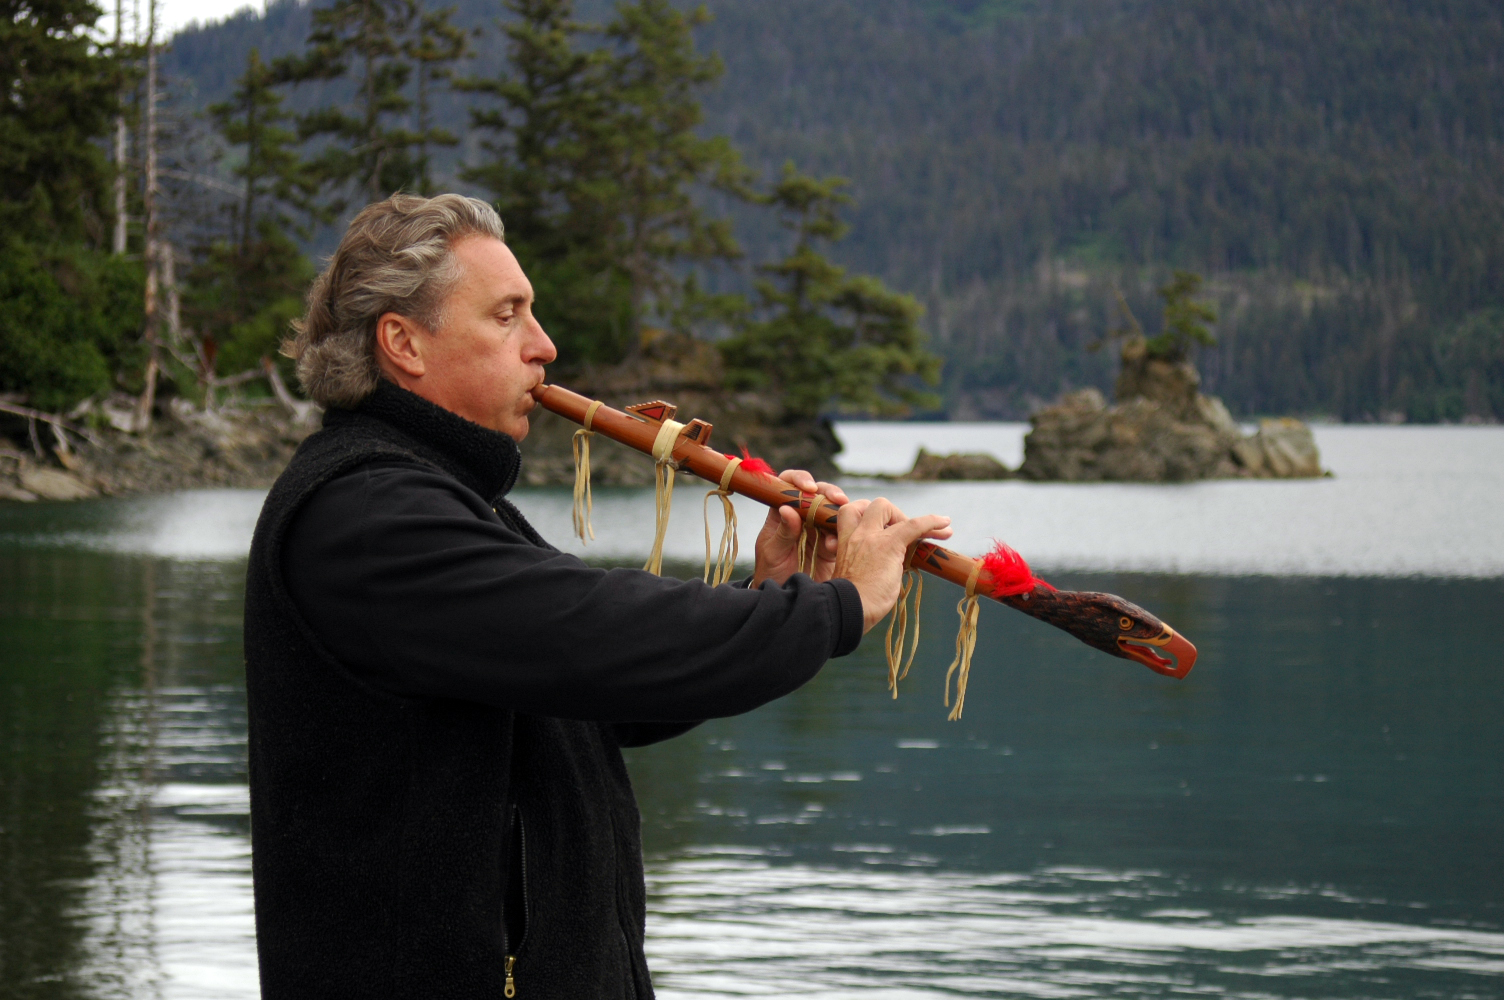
[749,470,850,588]
[832,498,953,633]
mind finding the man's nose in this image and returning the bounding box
[529,319,558,365]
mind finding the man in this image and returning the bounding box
[244,193,950,999]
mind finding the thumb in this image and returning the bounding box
[774,504,803,540]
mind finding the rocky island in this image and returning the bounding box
[1018,337,1324,481]
[903,271,1326,483]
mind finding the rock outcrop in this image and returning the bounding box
[0,394,317,501]
[1018,338,1324,482]
[1,339,837,500]
[902,447,1012,480]
[518,332,841,486]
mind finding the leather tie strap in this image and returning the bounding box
[795,493,828,577]
[571,400,605,543]
[702,455,743,586]
[643,419,686,575]
[944,560,985,720]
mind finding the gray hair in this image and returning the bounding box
[282,193,506,408]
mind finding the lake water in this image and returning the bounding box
[1,424,1501,999]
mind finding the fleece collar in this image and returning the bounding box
[335,379,522,502]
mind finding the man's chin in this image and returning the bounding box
[504,410,531,441]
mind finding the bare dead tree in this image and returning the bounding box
[113,0,128,254]
[133,0,161,433]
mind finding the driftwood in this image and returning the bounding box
[0,400,104,454]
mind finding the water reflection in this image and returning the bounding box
[0,552,251,999]
[2,533,1501,996]
[645,853,1504,998]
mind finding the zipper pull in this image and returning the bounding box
[504,955,517,998]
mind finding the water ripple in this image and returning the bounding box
[645,854,1504,999]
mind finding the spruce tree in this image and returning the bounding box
[276,0,460,211]
[0,0,121,242]
[187,47,317,382]
[1150,271,1218,362]
[598,0,747,326]
[722,164,940,419]
[458,0,632,364]
[209,48,318,251]
[460,0,746,365]
[406,3,468,195]
[0,0,145,413]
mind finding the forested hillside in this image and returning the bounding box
[163,0,1504,421]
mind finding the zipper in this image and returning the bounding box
[620,925,639,1000]
[504,807,530,996]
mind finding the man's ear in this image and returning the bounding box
[374,312,427,381]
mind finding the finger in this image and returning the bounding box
[889,514,953,546]
[775,504,803,539]
[837,498,869,541]
[777,469,818,493]
[814,481,849,505]
[864,497,903,529]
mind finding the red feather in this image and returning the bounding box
[736,446,777,477]
[980,539,1054,597]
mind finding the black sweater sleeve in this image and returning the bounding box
[281,460,864,723]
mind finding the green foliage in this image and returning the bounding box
[687,0,1504,419]
[0,241,144,411]
[459,0,745,366]
[192,48,320,385]
[183,220,315,377]
[1100,270,1219,363]
[275,0,463,210]
[600,1,748,314]
[210,47,321,245]
[457,0,630,364]
[160,0,1504,419]
[1153,272,1217,361]
[1431,308,1504,422]
[721,164,940,419]
[0,0,120,243]
[407,3,469,195]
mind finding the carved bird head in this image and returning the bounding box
[1006,586,1198,679]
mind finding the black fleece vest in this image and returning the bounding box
[244,382,653,999]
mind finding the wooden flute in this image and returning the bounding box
[530,382,1197,679]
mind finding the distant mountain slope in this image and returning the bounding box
[164,0,1504,421]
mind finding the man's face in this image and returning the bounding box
[377,235,557,440]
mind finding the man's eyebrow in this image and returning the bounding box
[490,291,531,311]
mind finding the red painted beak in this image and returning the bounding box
[1117,624,1197,679]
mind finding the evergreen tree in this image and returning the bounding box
[407,2,468,195]
[1094,270,1218,364]
[0,242,145,411]
[458,0,635,364]
[0,0,145,413]
[598,0,747,326]
[276,0,460,211]
[460,0,746,365]
[209,47,319,250]
[187,47,317,382]
[1150,271,1217,362]
[0,0,121,242]
[722,164,940,419]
